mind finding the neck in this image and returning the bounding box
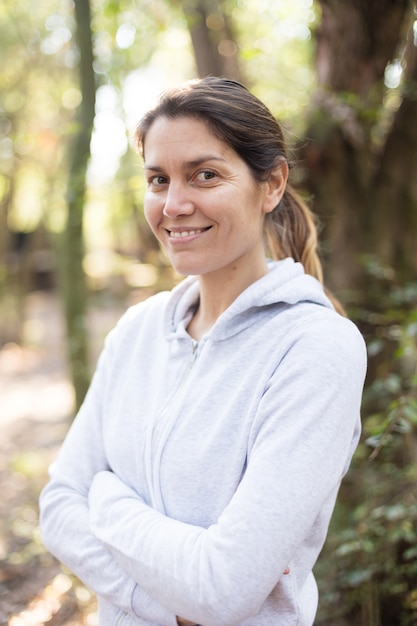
[187,260,269,340]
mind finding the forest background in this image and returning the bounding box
[1,0,417,624]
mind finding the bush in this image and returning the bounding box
[315,261,417,626]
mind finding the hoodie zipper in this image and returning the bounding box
[145,339,200,512]
[116,611,126,626]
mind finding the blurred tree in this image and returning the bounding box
[62,0,96,411]
[295,5,417,625]
[179,0,242,80]
[0,0,74,343]
[298,0,417,295]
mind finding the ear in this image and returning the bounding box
[262,159,289,214]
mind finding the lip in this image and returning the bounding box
[165,226,211,241]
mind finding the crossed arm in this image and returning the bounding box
[40,314,365,625]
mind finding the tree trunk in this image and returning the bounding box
[373,20,417,281]
[0,175,16,343]
[180,0,243,81]
[302,6,417,625]
[298,0,416,294]
[63,0,96,413]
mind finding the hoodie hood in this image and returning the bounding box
[165,258,335,342]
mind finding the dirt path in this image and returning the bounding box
[0,291,124,626]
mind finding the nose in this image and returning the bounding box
[162,182,195,218]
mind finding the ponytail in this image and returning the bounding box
[265,184,346,316]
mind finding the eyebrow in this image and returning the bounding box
[144,155,227,171]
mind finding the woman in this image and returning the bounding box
[39,77,367,626]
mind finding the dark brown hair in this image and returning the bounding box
[135,77,344,314]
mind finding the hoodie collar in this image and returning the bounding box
[165,258,334,342]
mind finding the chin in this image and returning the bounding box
[170,259,206,277]
[173,267,200,277]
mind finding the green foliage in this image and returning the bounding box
[315,259,417,626]
[235,0,317,128]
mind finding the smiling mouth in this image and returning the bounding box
[168,227,211,238]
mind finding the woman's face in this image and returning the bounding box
[143,115,285,282]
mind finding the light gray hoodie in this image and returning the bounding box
[39,258,367,626]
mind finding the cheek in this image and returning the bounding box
[144,196,160,234]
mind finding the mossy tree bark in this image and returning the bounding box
[298,0,417,296]
[63,0,96,413]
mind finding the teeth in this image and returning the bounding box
[170,229,203,238]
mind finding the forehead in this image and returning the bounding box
[143,116,229,160]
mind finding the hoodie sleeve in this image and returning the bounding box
[39,315,178,626]
[88,314,367,626]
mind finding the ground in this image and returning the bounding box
[0,290,125,626]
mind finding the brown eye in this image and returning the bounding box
[149,175,168,186]
[196,170,217,182]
